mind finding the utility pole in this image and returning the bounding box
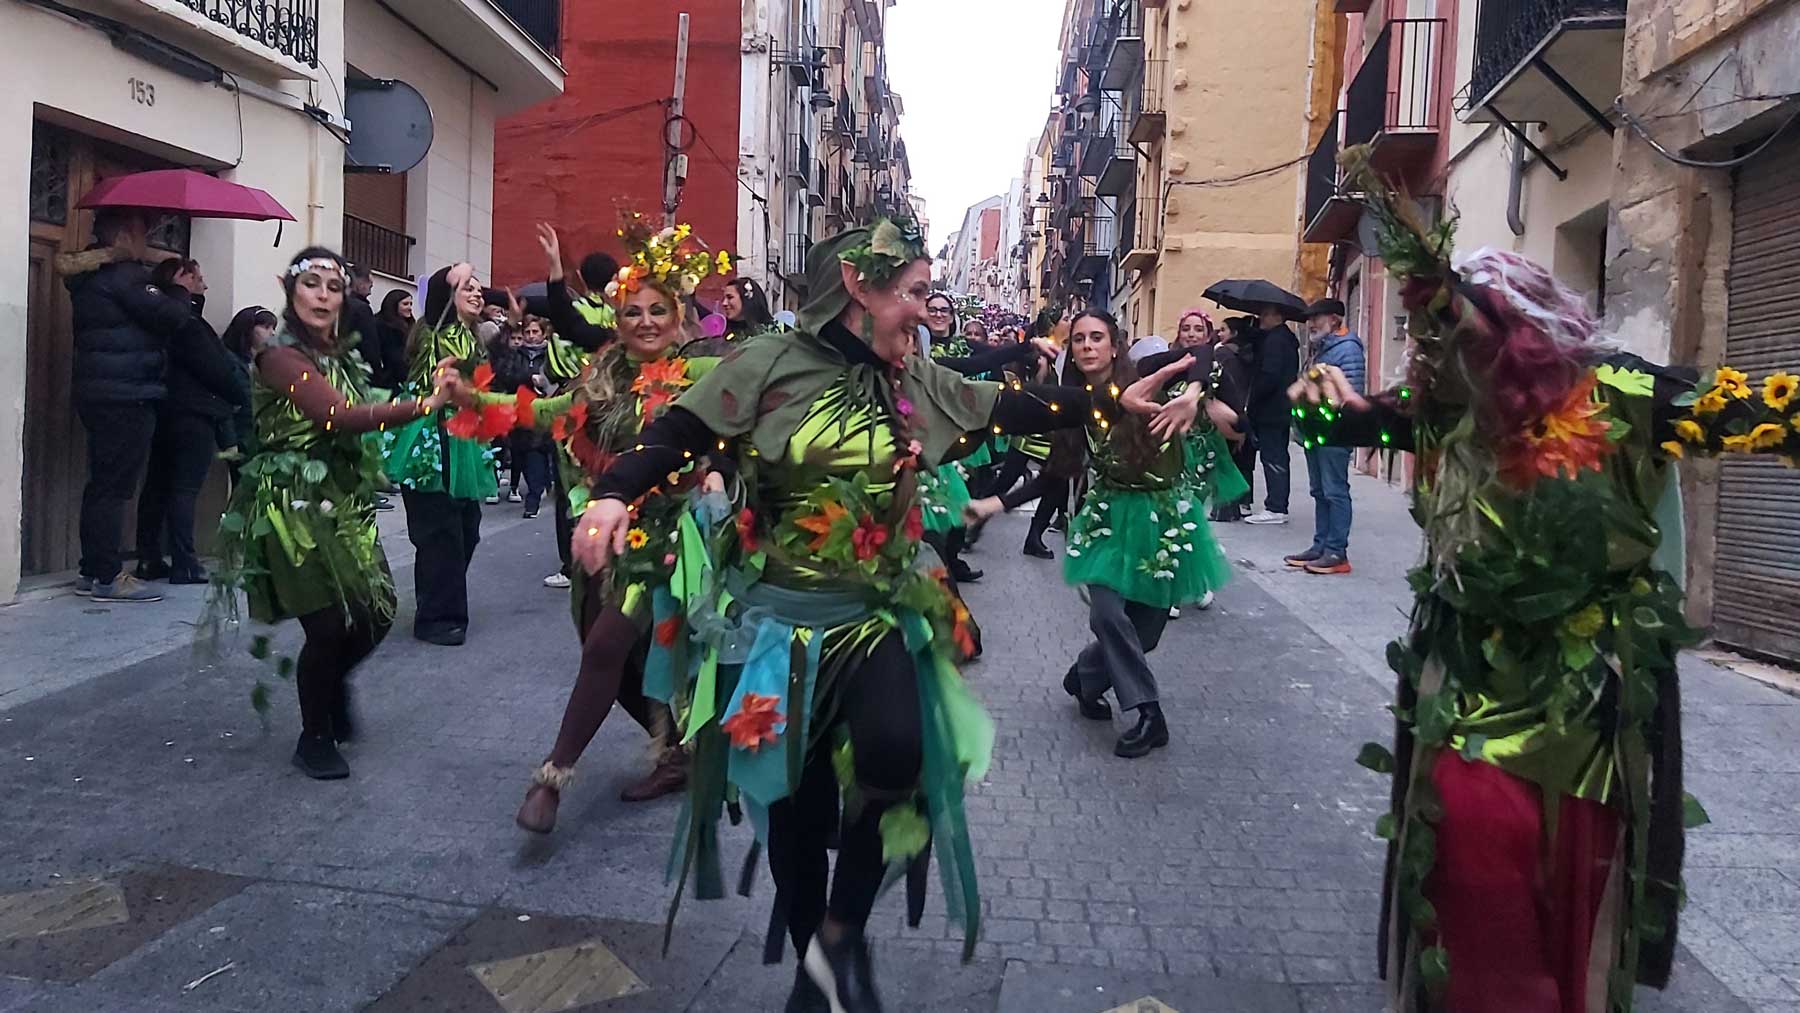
[664,13,690,226]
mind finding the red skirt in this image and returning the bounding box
[1425,752,1622,1013]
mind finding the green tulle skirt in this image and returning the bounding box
[959,439,994,471]
[1063,483,1231,608]
[379,416,498,500]
[918,462,972,535]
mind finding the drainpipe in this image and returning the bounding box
[1506,130,1526,237]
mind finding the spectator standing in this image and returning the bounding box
[343,264,385,383]
[719,276,775,341]
[372,289,413,391]
[1285,299,1365,574]
[1242,304,1301,524]
[493,316,554,517]
[219,306,278,488]
[55,209,201,602]
[133,258,248,583]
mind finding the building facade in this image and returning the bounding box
[943,194,1004,303]
[1298,0,1800,660]
[7,0,561,600]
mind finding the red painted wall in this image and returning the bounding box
[491,2,742,288]
[978,207,1000,261]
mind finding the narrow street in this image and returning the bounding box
[2,451,1795,1012]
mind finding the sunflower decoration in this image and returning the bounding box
[1764,372,1798,412]
[604,212,725,304]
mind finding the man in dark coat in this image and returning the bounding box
[133,257,248,583]
[55,209,198,601]
[344,263,385,380]
[1242,304,1302,525]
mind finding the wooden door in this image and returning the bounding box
[23,122,188,576]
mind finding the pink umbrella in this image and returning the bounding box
[78,168,295,221]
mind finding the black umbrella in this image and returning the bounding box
[513,280,553,318]
[1202,279,1308,321]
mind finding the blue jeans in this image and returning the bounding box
[1305,446,1353,555]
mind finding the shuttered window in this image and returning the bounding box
[1715,130,1800,661]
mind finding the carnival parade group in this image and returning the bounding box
[199,158,1800,1012]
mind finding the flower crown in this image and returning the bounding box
[286,257,344,278]
[840,215,927,286]
[605,212,732,304]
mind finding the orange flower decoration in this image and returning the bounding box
[631,357,693,393]
[471,362,495,392]
[950,595,976,659]
[722,693,784,751]
[551,400,590,443]
[735,507,759,551]
[793,500,850,552]
[444,407,482,440]
[514,386,538,431]
[655,614,684,647]
[639,387,676,426]
[476,401,517,440]
[1500,374,1615,488]
[902,505,924,543]
[850,513,888,561]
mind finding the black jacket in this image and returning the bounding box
[1247,323,1301,427]
[372,319,410,391]
[155,285,250,423]
[344,293,384,381]
[57,245,194,403]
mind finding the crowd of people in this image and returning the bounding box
[54,176,1800,1013]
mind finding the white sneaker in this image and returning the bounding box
[542,572,571,589]
[1168,606,1181,620]
[1197,590,1215,610]
[484,494,501,505]
[507,490,524,503]
[1244,511,1288,525]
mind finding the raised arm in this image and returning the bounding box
[257,345,432,434]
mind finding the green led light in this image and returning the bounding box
[1380,431,1392,445]
[1399,387,1413,400]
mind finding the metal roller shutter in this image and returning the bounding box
[1715,129,1800,662]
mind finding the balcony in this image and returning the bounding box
[1302,113,1361,244]
[1120,195,1160,272]
[1464,0,1625,137]
[786,134,811,184]
[1099,2,1143,91]
[343,214,415,278]
[1344,18,1446,175]
[83,0,320,80]
[809,160,827,208]
[1094,135,1135,197]
[784,231,812,282]
[377,0,566,112]
[1335,0,1374,11]
[1128,59,1167,145]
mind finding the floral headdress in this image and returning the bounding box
[838,215,928,286]
[605,212,733,305]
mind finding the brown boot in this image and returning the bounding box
[515,763,574,833]
[619,751,688,803]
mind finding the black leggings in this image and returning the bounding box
[767,630,923,952]
[543,595,664,768]
[295,604,391,737]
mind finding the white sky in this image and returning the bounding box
[886,0,1064,249]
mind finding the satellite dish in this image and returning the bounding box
[1353,211,1382,258]
[345,79,433,174]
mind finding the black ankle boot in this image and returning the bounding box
[1022,538,1053,559]
[1114,704,1169,758]
[1061,666,1111,720]
[329,684,357,744]
[785,961,830,1013]
[804,931,883,1012]
[292,732,350,779]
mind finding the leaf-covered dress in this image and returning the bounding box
[381,322,498,501]
[217,332,400,623]
[1062,397,1237,610]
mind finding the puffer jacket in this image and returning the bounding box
[1310,329,1367,395]
[57,245,193,403]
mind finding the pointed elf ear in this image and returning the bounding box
[839,259,865,304]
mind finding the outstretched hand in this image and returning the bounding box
[426,356,469,411]
[1147,385,1203,442]
[572,498,632,576]
[962,495,1004,527]
[1119,354,1193,418]
[1287,364,1369,414]
[537,222,564,283]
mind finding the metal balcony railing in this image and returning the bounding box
[786,134,811,182]
[1470,0,1624,105]
[1345,18,1446,148]
[180,0,321,66]
[1304,114,1342,234]
[1128,58,1167,144]
[343,214,415,278]
[491,0,560,55]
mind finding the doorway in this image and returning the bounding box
[24,119,188,577]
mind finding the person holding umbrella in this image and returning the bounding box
[1202,280,1306,525]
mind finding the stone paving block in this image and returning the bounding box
[685,931,1004,1012]
[0,879,127,942]
[0,866,248,984]
[996,960,1300,1013]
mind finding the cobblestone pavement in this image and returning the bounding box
[1,464,1795,1012]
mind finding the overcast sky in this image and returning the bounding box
[886,0,1063,249]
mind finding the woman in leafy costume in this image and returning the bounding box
[506,219,730,834]
[571,217,1190,1013]
[203,248,456,780]
[381,262,497,646]
[1281,156,1800,1013]
[967,309,1242,760]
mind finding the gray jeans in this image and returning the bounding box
[1072,585,1170,712]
